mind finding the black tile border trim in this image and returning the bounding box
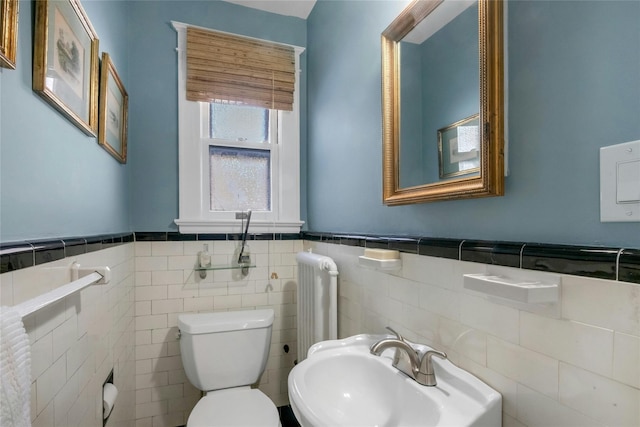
[2,231,638,284]
[1,233,135,274]
[302,232,640,285]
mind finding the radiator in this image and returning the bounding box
[296,251,338,362]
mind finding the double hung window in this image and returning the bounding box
[173,22,303,233]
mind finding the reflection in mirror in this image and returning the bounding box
[400,1,479,187]
[382,0,504,205]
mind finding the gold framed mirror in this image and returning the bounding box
[382,0,504,205]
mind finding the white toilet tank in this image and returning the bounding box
[178,309,274,391]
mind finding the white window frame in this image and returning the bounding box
[172,21,304,234]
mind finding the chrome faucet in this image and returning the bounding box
[369,327,447,387]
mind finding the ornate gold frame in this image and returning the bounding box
[382,0,504,205]
[0,0,19,69]
[99,52,128,163]
[33,0,99,136]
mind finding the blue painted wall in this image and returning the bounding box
[306,0,640,247]
[2,0,638,249]
[127,1,307,231]
[0,0,131,242]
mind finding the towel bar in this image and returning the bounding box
[12,262,110,318]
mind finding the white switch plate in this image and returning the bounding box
[600,140,640,222]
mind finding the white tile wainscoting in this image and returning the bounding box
[307,240,640,427]
[132,239,301,427]
[0,243,136,427]
[2,236,637,427]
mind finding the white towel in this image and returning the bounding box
[0,307,31,427]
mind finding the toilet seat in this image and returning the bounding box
[187,388,281,427]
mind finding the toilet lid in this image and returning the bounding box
[187,388,281,427]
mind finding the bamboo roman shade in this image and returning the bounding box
[186,27,296,111]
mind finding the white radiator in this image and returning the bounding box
[296,251,338,362]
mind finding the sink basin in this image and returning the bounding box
[288,334,501,427]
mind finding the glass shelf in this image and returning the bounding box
[194,264,256,272]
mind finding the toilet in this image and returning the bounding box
[178,309,281,427]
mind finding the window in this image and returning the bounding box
[173,22,303,234]
[205,103,274,212]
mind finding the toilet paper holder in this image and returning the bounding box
[103,369,117,426]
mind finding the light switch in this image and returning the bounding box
[617,160,640,203]
[600,140,640,222]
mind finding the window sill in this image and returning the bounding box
[174,219,304,234]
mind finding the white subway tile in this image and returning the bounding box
[241,293,269,307]
[136,388,152,404]
[516,384,602,427]
[388,275,421,307]
[136,330,152,346]
[438,318,487,366]
[151,384,184,402]
[559,362,640,427]
[136,314,168,331]
[52,317,77,360]
[420,283,460,321]
[152,242,184,257]
[183,296,213,312]
[36,355,66,413]
[412,255,459,289]
[135,285,168,301]
[562,275,640,336]
[136,416,153,427]
[168,284,198,299]
[152,411,186,427]
[503,413,527,427]
[137,256,168,272]
[520,311,614,376]
[136,400,168,419]
[154,355,183,372]
[136,301,152,316]
[400,304,439,342]
[136,343,168,360]
[136,372,169,390]
[152,299,184,315]
[460,294,519,343]
[65,334,89,379]
[53,371,78,427]
[31,332,53,379]
[613,332,640,388]
[31,400,54,427]
[487,336,559,398]
[213,295,242,310]
[136,359,153,375]
[151,270,185,286]
[167,255,197,271]
[136,271,152,286]
[34,299,67,341]
[152,327,178,344]
[136,242,152,257]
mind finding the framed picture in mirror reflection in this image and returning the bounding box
[438,114,480,179]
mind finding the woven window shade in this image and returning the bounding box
[186,27,295,111]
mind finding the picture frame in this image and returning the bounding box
[438,114,481,179]
[98,52,128,163]
[0,0,19,69]
[33,0,99,136]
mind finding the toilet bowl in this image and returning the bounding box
[178,309,280,427]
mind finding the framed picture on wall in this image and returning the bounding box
[0,0,19,69]
[438,114,481,179]
[98,52,128,163]
[33,0,99,136]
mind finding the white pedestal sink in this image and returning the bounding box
[288,334,501,427]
